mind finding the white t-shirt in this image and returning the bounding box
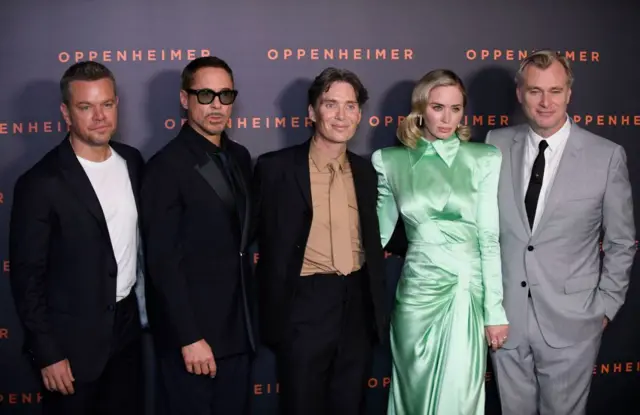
[77,147,138,302]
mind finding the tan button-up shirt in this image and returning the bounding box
[300,140,364,276]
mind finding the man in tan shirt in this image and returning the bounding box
[253,67,404,415]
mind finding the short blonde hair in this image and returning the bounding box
[397,69,471,149]
[515,49,574,87]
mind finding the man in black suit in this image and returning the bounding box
[141,56,255,415]
[9,61,145,414]
[252,67,401,415]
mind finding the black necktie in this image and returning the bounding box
[524,140,549,229]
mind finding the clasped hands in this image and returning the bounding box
[485,324,509,351]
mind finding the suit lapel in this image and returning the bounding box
[294,140,312,210]
[227,150,251,250]
[57,138,112,242]
[532,127,583,238]
[509,128,531,237]
[194,158,237,214]
[180,127,237,215]
[347,151,371,250]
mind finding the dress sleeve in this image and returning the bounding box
[371,150,399,248]
[476,146,508,326]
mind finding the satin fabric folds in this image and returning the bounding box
[372,135,508,415]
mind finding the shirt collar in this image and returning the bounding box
[410,133,460,168]
[309,137,347,171]
[528,114,571,152]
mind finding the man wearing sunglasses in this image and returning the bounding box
[141,56,255,414]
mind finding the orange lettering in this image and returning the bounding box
[466,49,477,60]
[391,49,399,60]
[375,49,386,59]
[473,115,483,125]
[117,50,126,61]
[384,116,394,126]
[614,363,622,373]
[634,116,640,126]
[367,378,378,388]
[572,115,582,124]
[580,51,587,62]
[267,49,278,60]
[501,115,509,125]
[3,260,9,273]
[0,328,7,339]
[104,51,112,62]
[481,50,490,60]
[275,117,286,128]
[304,117,313,128]
[88,51,98,61]
[59,52,70,63]
[237,117,247,128]
[592,51,600,62]
[283,49,293,60]
[132,50,142,61]
[164,119,176,130]
[384,251,392,259]
[291,117,300,128]
[254,384,263,395]
[187,50,196,60]
[626,362,633,372]
[369,116,380,127]
[565,51,576,61]
[597,115,604,126]
[28,122,37,133]
[353,49,362,60]
[252,118,261,129]
[310,49,319,60]
[0,192,4,204]
[253,253,259,264]
[383,376,391,387]
[493,50,502,60]
[75,51,84,62]
[338,49,348,59]
[44,121,52,133]
[148,50,156,61]
[506,50,514,60]
[9,394,16,404]
[404,49,413,60]
[297,49,306,59]
[0,123,6,134]
[171,50,181,60]
[201,49,211,57]
[488,115,496,126]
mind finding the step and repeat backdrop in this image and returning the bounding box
[1,0,640,413]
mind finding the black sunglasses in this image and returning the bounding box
[186,88,238,105]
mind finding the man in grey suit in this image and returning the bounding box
[486,49,636,414]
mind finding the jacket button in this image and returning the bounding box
[527,246,534,251]
[521,281,527,287]
[107,304,115,311]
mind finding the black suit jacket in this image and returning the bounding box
[140,124,255,358]
[252,139,404,348]
[9,137,144,382]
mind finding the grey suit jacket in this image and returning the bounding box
[486,122,635,349]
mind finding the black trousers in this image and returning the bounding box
[276,269,374,415]
[158,350,252,415]
[42,293,143,415]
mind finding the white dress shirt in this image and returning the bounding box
[523,116,572,233]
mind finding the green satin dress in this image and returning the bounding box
[372,134,508,415]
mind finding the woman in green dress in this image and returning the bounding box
[372,69,509,415]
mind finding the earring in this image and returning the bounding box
[417,115,424,127]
